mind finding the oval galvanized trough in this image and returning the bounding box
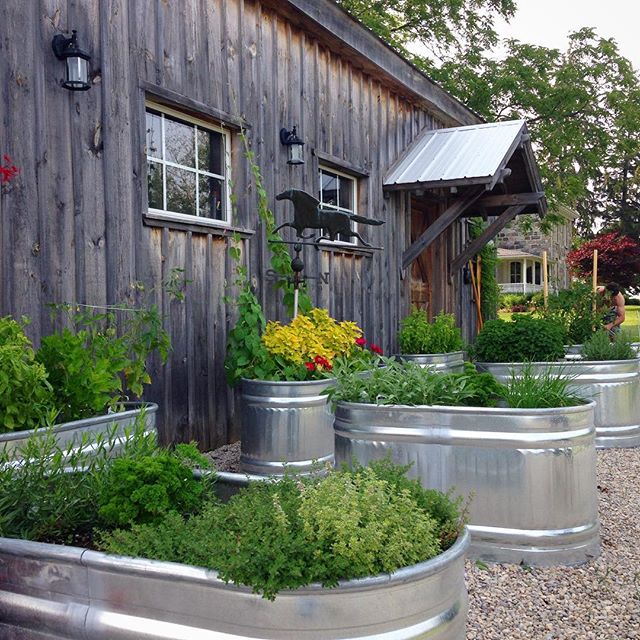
[0,529,469,640]
[0,402,158,460]
[478,360,640,448]
[334,401,599,567]
[239,378,334,475]
[396,351,465,373]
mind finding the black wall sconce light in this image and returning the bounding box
[52,30,91,91]
[279,126,305,165]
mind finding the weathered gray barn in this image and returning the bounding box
[0,0,546,447]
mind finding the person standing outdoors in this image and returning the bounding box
[597,282,626,338]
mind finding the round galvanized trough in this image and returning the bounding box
[396,351,465,373]
[0,529,469,639]
[239,378,334,475]
[478,361,640,448]
[334,400,599,567]
[0,402,158,460]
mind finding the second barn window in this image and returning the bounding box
[319,166,357,244]
[145,104,231,224]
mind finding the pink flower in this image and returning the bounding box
[355,337,367,347]
[370,344,383,355]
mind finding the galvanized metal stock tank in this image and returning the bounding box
[0,530,469,639]
[239,378,334,474]
[0,402,158,460]
[396,351,465,373]
[335,401,599,566]
[478,361,640,448]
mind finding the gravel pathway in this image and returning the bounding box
[466,448,640,639]
[207,442,640,638]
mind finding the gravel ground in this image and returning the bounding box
[207,443,640,638]
[466,448,640,639]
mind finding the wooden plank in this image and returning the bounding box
[402,187,484,270]
[450,205,526,274]
[37,0,76,333]
[478,192,545,208]
[70,0,107,308]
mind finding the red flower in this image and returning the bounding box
[355,337,367,347]
[370,344,383,355]
[304,362,316,371]
[0,155,19,185]
[313,355,332,370]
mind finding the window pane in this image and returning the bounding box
[321,171,338,206]
[198,129,224,176]
[147,161,163,209]
[166,166,196,216]
[165,116,195,167]
[339,177,353,211]
[145,111,162,159]
[199,175,225,220]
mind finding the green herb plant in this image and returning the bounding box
[97,460,457,600]
[97,442,212,528]
[0,316,58,432]
[398,309,464,354]
[581,330,636,361]
[328,359,505,407]
[533,281,604,344]
[472,314,565,363]
[501,363,587,408]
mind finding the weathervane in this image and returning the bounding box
[271,189,386,317]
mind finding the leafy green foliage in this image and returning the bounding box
[501,363,586,408]
[36,302,170,422]
[398,309,464,354]
[468,219,500,321]
[581,331,636,361]
[533,281,604,345]
[0,317,58,432]
[348,457,465,549]
[0,416,156,543]
[98,462,455,600]
[97,444,210,528]
[473,315,565,363]
[328,358,505,407]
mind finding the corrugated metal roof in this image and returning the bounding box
[384,120,526,188]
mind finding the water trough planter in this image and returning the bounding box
[396,351,465,373]
[334,400,599,567]
[478,361,640,448]
[0,401,158,460]
[239,378,334,475]
[0,529,469,640]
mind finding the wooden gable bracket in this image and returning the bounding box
[449,204,527,277]
[401,186,485,271]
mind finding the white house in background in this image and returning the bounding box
[497,248,546,294]
[495,206,576,295]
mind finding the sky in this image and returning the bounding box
[493,0,640,69]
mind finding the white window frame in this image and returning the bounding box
[318,165,358,245]
[144,100,232,227]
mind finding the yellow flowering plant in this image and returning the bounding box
[226,306,382,384]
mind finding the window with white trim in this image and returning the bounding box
[318,166,358,244]
[145,104,231,223]
[510,261,522,283]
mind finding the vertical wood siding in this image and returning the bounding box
[0,0,473,448]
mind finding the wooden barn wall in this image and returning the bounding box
[0,0,468,448]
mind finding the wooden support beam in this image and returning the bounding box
[478,191,545,208]
[450,204,526,274]
[402,187,484,270]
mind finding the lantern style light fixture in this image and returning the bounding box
[279,126,305,165]
[52,30,91,91]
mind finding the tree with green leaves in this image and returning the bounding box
[339,2,640,236]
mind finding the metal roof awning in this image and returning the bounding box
[386,120,548,271]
